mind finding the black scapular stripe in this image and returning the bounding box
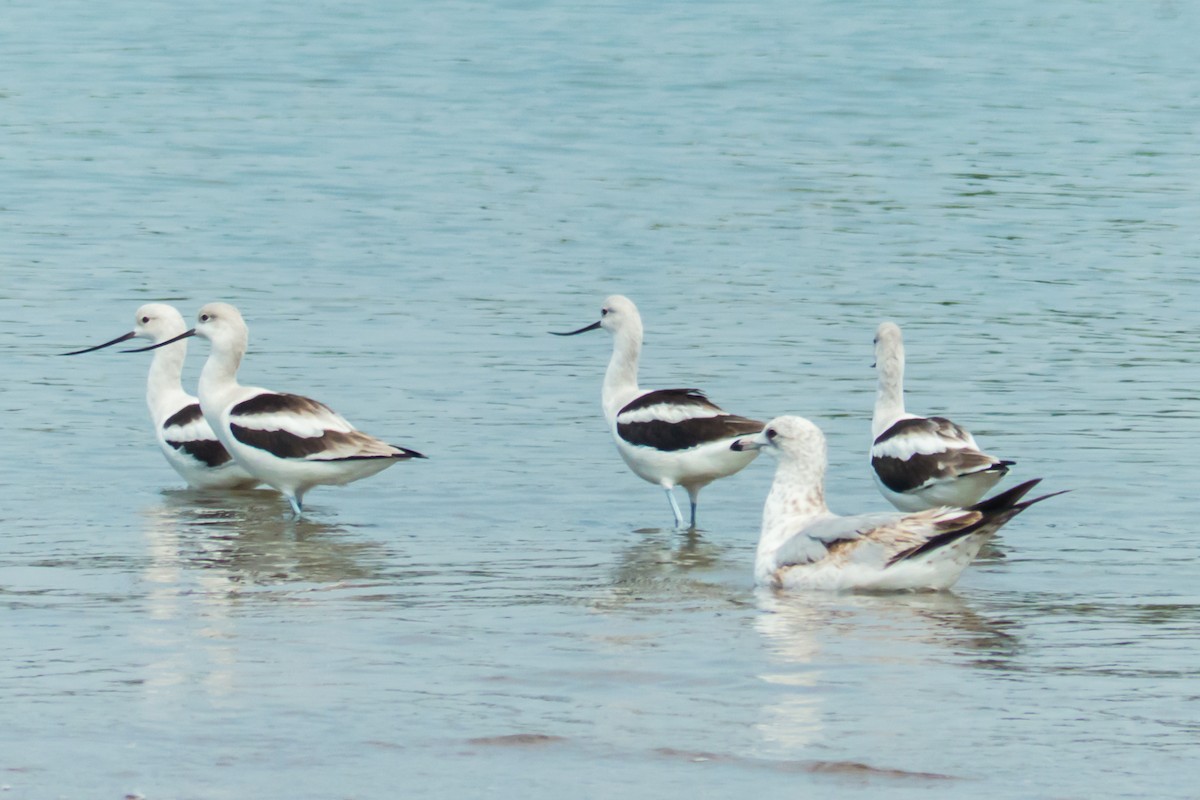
[163,403,205,430]
[169,438,234,467]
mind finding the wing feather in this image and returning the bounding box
[617,389,762,451]
[228,392,421,461]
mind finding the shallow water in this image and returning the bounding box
[3,0,1200,797]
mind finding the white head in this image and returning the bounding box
[597,294,641,337]
[552,294,647,417]
[131,303,189,344]
[732,416,829,520]
[733,415,828,471]
[61,302,189,356]
[873,321,904,374]
[192,302,249,351]
[552,294,643,340]
[872,321,907,435]
[116,301,252,379]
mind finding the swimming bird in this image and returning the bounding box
[871,321,1014,512]
[62,303,259,490]
[733,416,1061,591]
[130,302,425,516]
[553,294,764,529]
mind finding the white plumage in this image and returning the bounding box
[63,303,259,490]
[734,416,1059,591]
[554,294,763,529]
[871,321,1013,511]
[134,302,425,516]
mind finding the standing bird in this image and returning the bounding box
[553,294,764,529]
[870,321,1013,511]
[62,303,259,490]
[132,302,425,516]
[733,416,1060,591]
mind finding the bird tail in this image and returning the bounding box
[969,478,1067,514]
[887,479,1067,566]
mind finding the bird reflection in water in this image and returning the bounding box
[578,526,747,615]
[608,529,733,597]
[141,488,388,591]
[753,590,1022,753]
[133,489,391,713]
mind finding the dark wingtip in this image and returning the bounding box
[1017,488,1071,510]
[971,479,1069,514]
[969,478,1043,512]
[889,480,1065,568]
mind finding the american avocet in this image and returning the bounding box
[871,321,1014,512]
[733,416,1060,591]
[62,303,259,490]
[553,294,764,529]
[131,302,426,517]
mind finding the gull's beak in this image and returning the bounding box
[550,320,602,336]
[731,430,767,452]
[123,328,196,352]
[61,330,137,356]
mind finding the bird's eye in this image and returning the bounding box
[601,308,609,316]
[766,428,777,440]
[141,316,150,324]
[200,314,210,322]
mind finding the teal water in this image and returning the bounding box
[3,1,1199,797]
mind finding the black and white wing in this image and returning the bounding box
[616,389,763,452]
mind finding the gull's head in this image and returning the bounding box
[551,293,642,339]
[731,415,826,467]
[873,321,903,369]
[132,303,188,344]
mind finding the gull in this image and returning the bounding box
[733,416,1061,591]
[871,321,1013,511]
[553,294,763,529]
[62,303,259,490]
[132,302,425,516]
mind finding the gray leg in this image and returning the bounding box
[685,486,701,530]
[664,488,685,528]
[286,493,303,517]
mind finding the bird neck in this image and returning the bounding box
[872,350,906,438]
[601,324,642,424]
[198,338,245,413]
[145,340,189,424]
[758,458,828,559]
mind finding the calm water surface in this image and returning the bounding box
[3,0,1199,797]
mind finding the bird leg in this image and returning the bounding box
[664,487,685,529]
